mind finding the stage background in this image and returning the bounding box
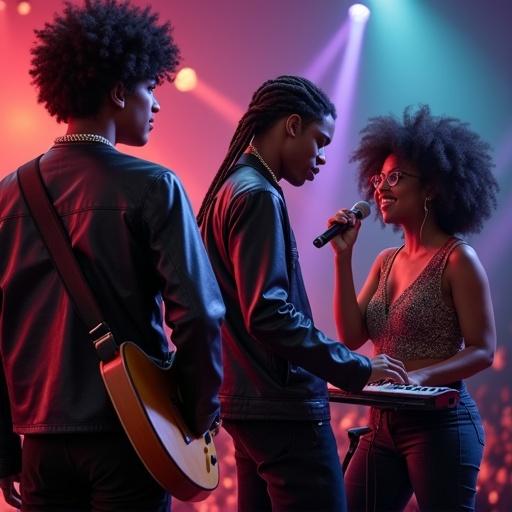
[1,0,510,510]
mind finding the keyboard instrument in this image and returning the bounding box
[328,382,460,410]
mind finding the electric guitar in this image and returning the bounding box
[100,342,219,502]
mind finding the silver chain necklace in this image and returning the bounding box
[54,133,114,147]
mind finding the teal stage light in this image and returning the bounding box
[349,3,370,23]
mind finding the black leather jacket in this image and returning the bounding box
[0,143,224,478]
[200,154,371,421]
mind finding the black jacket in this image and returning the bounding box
[0,142,224,478]
[200,154,371,421]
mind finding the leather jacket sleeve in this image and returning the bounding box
[141,171,224,436]
[0,354,21,479]
[228,190,371,392]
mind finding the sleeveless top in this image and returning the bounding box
[366,237,465,361]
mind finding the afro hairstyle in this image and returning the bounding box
[351,105,499,235]
[30,0,181,123]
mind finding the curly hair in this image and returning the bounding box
[197,75,336,224]
[351,105,499,235]
[30,0,181,123]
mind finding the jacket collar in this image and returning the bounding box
[236,153,282,192]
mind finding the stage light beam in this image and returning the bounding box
[173,68,243,125]
[175,67,198,92]
[349,4,370,23]
[303,21,350,82]
[17,1,31,15]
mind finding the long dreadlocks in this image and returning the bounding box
[197,75,336,225]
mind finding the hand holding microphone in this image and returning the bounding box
[313,201,371,249]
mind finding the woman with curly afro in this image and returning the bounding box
[0,1,224,510]
[329,105,498,511]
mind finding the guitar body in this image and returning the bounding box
[100,341,219,502]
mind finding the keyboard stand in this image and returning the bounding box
[342,426,372,474]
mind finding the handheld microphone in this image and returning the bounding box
[313,200,371,248]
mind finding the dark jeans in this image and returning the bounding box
[344,383,485,512]
[21,432,170,512]
[223,418,346,512]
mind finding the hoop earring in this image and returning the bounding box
[424,196,431,214]
[420,196,431,244]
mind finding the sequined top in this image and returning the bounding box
[366,237,465,361]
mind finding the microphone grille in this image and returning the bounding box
[352,200,371,219]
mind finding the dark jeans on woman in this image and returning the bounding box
[344,382,484,512]
[224,418,346,512]
[21,432,169,512]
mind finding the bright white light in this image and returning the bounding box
[348,3,370,23]
[175,67,198,92]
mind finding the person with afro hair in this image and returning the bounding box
[0,1,224,510]
[199,75,408,512]
[329,105,498,511]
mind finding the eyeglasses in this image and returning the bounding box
[369,169,420,189]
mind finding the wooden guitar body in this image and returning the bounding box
[100,342,219,502]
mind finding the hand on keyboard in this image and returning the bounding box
[368,354,409,385]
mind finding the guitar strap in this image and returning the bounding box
[16,156,118,362]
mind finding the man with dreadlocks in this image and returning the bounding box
[0,1,223,510]
[199,75,407,511]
